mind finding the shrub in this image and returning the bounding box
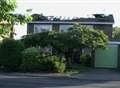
[0,38,24,71]
[21,47,40,71]
[38,55,66,73]
[80,54,91,66]
[21,47,66,73]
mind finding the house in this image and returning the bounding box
[27,14,114,39]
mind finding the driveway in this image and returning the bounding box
[0,69,120,88]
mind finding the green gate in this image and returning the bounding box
[95,45,118,68]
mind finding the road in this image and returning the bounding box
[0,73,120,88]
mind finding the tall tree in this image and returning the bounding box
[0,0,16,21]
[0,0,32,39]
[60,24,108,64]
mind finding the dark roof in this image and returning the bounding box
[60,14,114,23]
[29,14,114,24]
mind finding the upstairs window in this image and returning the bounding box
[59,25,73,32]
[34,24,52,33]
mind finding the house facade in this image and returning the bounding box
[27,14,114,39]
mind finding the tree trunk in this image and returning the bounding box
[10,24,14,39]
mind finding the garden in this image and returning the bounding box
[0,0,108,73]
[0,24,108,73]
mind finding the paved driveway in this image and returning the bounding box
[0,69,120,88]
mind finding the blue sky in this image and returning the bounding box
[14,0,120,39]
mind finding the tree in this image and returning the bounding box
[22,23,108,66]
[69,24,108,63]
[8,13,32,38]
[0,0,16,39]
[0,0,16,21]
[0,0,32,39]
[68,24,108,49]
[112,27,120,40]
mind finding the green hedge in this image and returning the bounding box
[0,38,24,71]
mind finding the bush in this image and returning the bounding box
[21,47,66,73]
[38,55,66,73]
[0,38,24,71]
[80,54,91,66]
[21,47,40,71]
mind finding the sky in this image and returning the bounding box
[14,0,120,39]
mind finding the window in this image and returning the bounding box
[34,24,52,33]
[59,25,73,32]
[86,25,93,29]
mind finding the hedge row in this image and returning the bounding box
[0,38,66,73]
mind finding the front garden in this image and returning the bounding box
[0,24,108,73]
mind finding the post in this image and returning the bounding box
[91,49,95,68]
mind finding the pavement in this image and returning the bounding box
[72,69,120,81]
[0,69,120,88]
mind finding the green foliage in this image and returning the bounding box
[0,0,32,38]
[0,0,16,21]
[0,0,32,23]
[21,47,66,73]
[112,27,120,40]
[6,14,33,25]
[0,0,16,38]
[5,14,32,38]
[0,38,24,71]
[44,55,66,73]
[21,47,40,71]
[22,32,50,47]
[68,23,108,49]
[0,25,11,38]
[22,23,108,65]
[80,54,91,66]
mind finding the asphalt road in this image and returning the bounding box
[0,74,120,88]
